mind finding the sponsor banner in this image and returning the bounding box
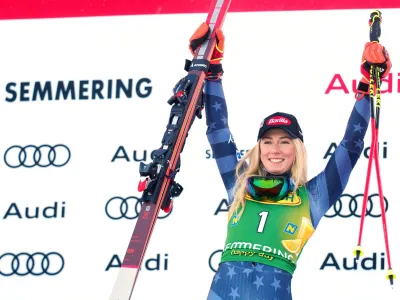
[1,6,399,300]
[4,78,152,102]
[213,193,390,219]
[1,0,399,20]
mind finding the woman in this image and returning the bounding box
[187,23,391,299]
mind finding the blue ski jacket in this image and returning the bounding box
[204,78,370,228]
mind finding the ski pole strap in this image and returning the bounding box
[184,59,223,74]
[369,10,382,43]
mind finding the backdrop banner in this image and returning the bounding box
[0,3,399,300]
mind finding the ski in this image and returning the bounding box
[109,0,232,299]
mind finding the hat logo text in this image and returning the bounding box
[267,117,291,126]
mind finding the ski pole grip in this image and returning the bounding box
[369,10,382,43]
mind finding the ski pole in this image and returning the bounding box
[354,10,381,262]
[354,10,396,287]
[373,66,396,287]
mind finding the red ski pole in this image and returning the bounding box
[354,9,381,263]
[372,45,396,289]
[354,10,396,287]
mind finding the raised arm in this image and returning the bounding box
[306,95,370,227]
[204,79,239,204]
[187,23,240,204]
[307,41,392,228]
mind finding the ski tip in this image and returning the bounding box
[109,267,139,300]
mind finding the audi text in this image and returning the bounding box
[3,202,66,219]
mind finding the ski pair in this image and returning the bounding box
[108,0,232,299]
[353,10,396,287]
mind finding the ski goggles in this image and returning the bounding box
[246,176,294,201]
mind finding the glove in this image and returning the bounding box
[189,22,225,64]
[357,42,392,94]
[189,22,225,79]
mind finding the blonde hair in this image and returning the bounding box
[228,138,308,220]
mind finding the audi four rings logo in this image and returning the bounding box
[105,196,173,220]
[0,252,64,276]
[209,250,222,273]
[325,193,389,218]
[4,144,71,168]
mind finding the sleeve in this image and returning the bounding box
[306,95,371,228]
[204,78,240,205]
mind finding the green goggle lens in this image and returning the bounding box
[246,176,292,201]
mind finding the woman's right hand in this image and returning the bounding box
[189,22,225,65]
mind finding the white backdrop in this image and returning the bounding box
[0,8,399,300]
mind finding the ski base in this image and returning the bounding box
[109,267,138,300]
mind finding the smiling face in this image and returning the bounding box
[259,128,296,175]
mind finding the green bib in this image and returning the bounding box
[220,186,315,275]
